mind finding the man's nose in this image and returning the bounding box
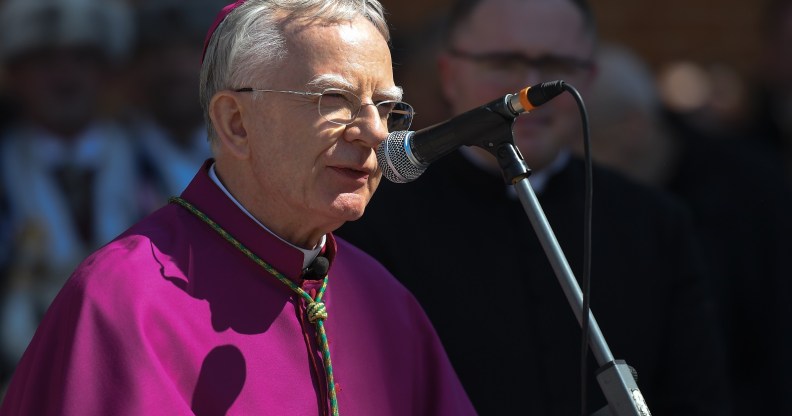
[343,103,388,148]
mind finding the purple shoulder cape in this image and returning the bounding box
[0,160,476,415]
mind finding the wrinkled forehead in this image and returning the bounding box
[307,74,403,100]
[251,17,398,95]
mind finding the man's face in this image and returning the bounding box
[138,41,204,136]
[439,0,595,171]
[7,46,106,138]
[239,16,396,235]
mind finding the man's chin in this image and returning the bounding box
[329,194,370,222]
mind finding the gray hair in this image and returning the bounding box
[199,0,390,142]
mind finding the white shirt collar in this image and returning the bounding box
[459,146,571,195]
[521,150,571,195]
[208,163,325,270]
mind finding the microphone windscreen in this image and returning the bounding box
[376,131,426,183]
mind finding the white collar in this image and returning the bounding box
[522,150,571,195]
[459,146,571,195]
[208,163,325,270]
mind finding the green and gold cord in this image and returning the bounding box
[170,197,339,416]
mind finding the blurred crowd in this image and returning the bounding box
[0,0,225,390]
[0,0,791,411]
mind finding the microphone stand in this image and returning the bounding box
[488,139,652,416]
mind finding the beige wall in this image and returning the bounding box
[592,0,768,80]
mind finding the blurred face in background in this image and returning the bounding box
[764,2,792,93]
[5,45,107,139]
[134,39,204,145]
[439,0,595,171]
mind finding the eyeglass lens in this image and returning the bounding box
[318,89,413,131]
[451,50,592,84]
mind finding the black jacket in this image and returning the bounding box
[338,152,731,415]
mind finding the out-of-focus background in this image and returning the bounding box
[0,0,790,404]
[391,0,790,138]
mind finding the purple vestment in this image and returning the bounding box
[1,161,476,415]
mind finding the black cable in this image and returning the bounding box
[562,83,593,416]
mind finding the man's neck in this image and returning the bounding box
[208,163,324,269]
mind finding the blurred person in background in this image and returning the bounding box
[0,82,14,133]
[755,0,792,182]
[338,0,731,413]
[0,164,10,388]
[580,42,792,415]
[575,44,677,187]
[124,0,221,212]
[0,0,137,386]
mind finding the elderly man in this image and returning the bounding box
[0,1,476,415]
[337,0,731,414]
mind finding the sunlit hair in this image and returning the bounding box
[199,0,390,142]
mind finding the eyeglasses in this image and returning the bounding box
[235,87,415,132]
[448,48,593,83]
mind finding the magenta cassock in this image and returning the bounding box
[0,160,475,416]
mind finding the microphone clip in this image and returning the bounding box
[302,256,330,280]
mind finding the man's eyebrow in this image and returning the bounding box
[307,74,404,101]
[376,86,403,101]
[307,74,355,90]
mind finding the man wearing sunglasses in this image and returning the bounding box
[1,1,475,415]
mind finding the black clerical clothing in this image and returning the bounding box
[338,152,730,415]
[665,130,792,415]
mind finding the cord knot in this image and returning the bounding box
[307,301,328,323]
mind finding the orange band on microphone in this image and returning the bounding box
[519,86,535,112]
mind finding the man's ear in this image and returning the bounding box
[209,91,250,160]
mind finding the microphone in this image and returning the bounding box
[302,256,329,280]
[377,80,566,183]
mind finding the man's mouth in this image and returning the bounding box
[329,166,372,182]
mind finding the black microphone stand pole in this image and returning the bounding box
[489,139,651,416]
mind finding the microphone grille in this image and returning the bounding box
[376,131,426,183]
